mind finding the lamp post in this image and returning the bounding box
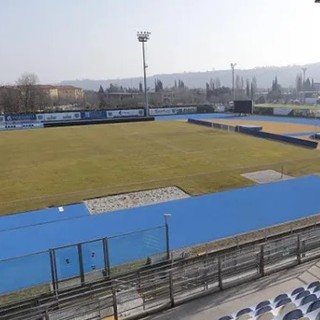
[137,31,151,117]
[231,63,237,101]
[164,213,171,260]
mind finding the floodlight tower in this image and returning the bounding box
[137,31,151,117]
[231,63,237,101]
[302,67,307,86]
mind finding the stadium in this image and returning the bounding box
[2,1,320,320]
[2,101,320,320]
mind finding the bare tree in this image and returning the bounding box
[16,72,39,113]
[0,86,20,113]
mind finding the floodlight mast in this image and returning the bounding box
[137,31,151,117]
[230,63,237,101]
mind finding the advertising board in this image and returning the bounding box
[149,107,197,116]
[80,111,107,120]
[5,114,37,122]
[273,108,292,116]
[36,112,81,122]
[106,109,144,118]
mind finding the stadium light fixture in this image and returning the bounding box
[137,31,151,117]
[230,63,237,101]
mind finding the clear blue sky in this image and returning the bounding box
[0,0,319,84]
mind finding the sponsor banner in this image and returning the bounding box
[149,108,175,116]
[36,112,81,122]
[80,111,107,120]
[150,107,197,116]
[273,108,292,116]
[5,114,37,122]
[175,107,197,114]
[0,116,5,123]
[106,109,144,118]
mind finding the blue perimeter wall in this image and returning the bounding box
[187,118,318,149]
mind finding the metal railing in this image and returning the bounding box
[3,223,320,319]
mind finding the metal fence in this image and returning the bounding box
[109,228,320,320]
[0,225,168,296]
[3,223,320,320]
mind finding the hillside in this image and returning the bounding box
[60,62,320,91]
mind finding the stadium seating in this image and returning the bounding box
[217,281,320,320]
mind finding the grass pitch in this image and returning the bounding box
[1,120,320,215]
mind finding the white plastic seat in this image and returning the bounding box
[275,302,296,318]
[305,309,320,320]
[256,312,274,320]
[255,306,273,317]
[236,314,253,320]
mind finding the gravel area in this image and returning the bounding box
[241,169,293,184]
[85,186,190,215]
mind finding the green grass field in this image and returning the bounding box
[1,120,320,215]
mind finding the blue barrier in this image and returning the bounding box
[188,118,318,148]
[237,126,318,149]
[188,118,213,127]
[188,118,237,132]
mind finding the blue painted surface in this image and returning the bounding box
[0,204,89,232]
[2,176,320,293]
[2,176,320,260]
